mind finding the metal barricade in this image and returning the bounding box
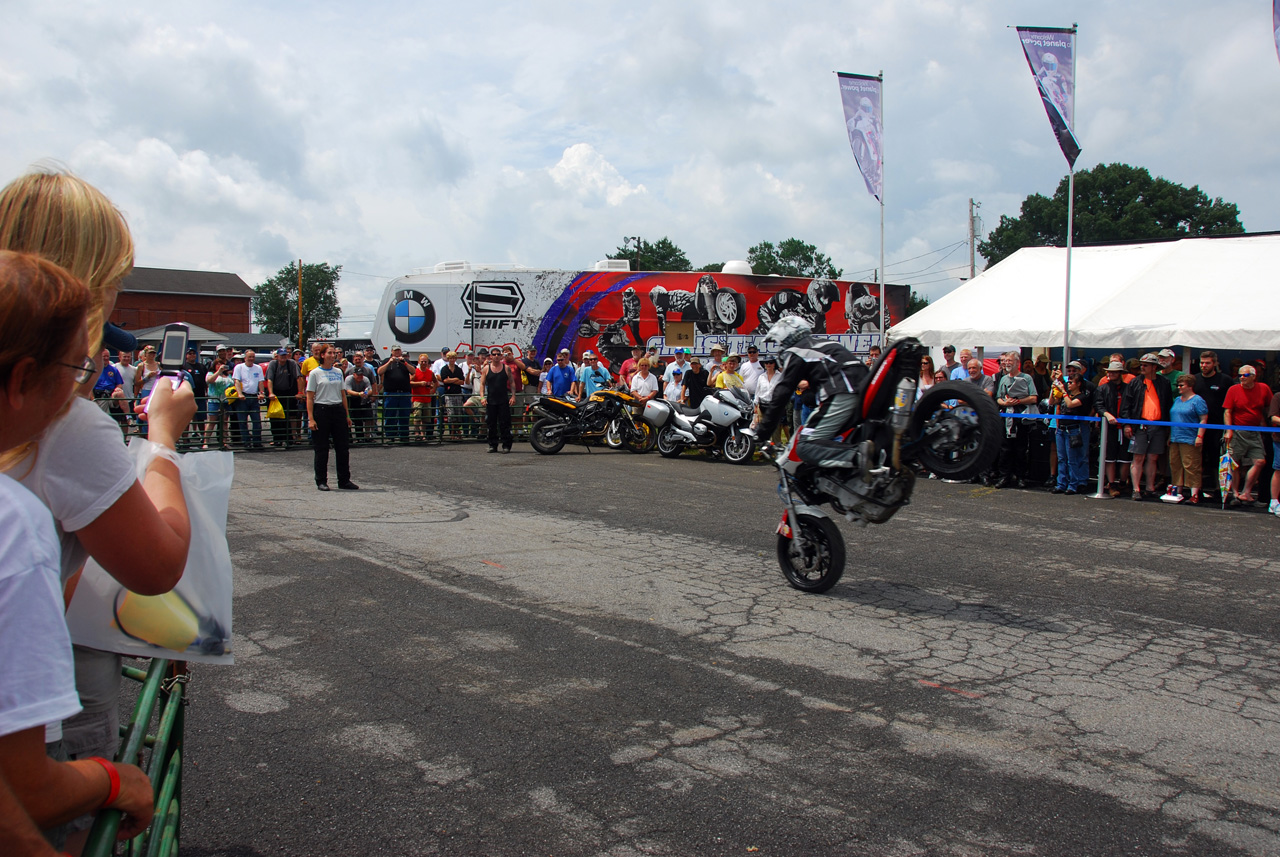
[82,658,188,857]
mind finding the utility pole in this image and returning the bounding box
[297,259,303,347]
[968,199,982,280]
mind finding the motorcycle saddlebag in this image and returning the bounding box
[643,399,672,427]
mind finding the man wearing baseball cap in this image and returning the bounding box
[1156,348,1183,388]
[1119,353,1174,500]
[181,346,209,445]
[740,344,765,394]
[575,350,610,400]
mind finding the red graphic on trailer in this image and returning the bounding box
[530,272,905,371]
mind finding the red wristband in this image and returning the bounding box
[87,756,121,807]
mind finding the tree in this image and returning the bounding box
[746,239,842,279]
[607,237,692,272]
[978,163,1244,268]
[253,261,342,343]
[694,262,724,273]
[905,289,930,317]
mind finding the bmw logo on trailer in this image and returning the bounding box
[388,289,436,344]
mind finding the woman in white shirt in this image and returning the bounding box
[307,345,357,491]
[0,250,157,846]
[629,357,659,402]
[751,355,786,443]
[0,171,195,845]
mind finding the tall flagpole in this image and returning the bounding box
[1063,168,1074,368]
[878,70,885,349]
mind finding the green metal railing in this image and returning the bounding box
[103,392,541,449]
[82,659,188,857]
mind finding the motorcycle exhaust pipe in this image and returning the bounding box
[889,377,916,470]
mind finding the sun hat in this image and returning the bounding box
[1106,361,1124,372]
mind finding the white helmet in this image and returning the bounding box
[1042,53,1058,74]
[764,316,812,350]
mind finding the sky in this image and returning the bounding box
[4,0,1279,335]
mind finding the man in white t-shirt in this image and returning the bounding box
[232,348,266,449]
[739,344,765,394]
[663,348,691,386]
[114,350,137,399]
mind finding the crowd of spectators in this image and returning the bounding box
[943,345,1278,510]
[89,334,1280,514]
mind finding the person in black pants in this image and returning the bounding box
[266,348,301,449]
[306,346,358,490]
[480,348,518,453]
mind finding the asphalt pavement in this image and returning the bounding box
[180,440,1280,856]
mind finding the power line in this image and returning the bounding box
[845,240,967,279]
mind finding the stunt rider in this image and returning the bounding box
[748,316,868,468]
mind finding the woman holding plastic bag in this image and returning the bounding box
[0,251,161,849]
[0,169,196,850]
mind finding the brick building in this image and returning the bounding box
[110,267,255,334]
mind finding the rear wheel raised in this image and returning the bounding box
[910,381,1001,481]
[776,513,845,593]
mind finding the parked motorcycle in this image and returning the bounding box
[641,386,756,464]
[528,388,655,454]
[763,337,1000,593]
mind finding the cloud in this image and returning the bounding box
[3,0,1278,326]
[549,143,647,206]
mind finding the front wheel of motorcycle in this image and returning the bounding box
[656,424,684,458]
[722,428,755,464]
[623,418,656,454]
[529,418,567,455]
[776,513,846,593]
[909,381,1002,481]
[602,419,624,449]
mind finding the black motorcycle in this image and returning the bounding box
[761,337,1001,593]
[528,388,655,454]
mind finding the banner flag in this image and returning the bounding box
[1274,0,1280,65]
[1016,26,1081,167]
[837,72,883,201]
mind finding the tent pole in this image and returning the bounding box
[1063,168,1075,367]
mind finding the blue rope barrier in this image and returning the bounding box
[997,411,1280,433]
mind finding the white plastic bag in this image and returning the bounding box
[65,442,235,664]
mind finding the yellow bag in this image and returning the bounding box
[267,397,285,419]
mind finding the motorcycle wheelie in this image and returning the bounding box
[746,317,1001,594]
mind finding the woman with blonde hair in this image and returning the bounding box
[0,251,156,849]
[0,169,194,848]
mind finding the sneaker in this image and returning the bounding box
[1161,491,1184,504]
[1269,499,1280,516]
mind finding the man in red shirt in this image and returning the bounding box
[618,345,643,389]
[410,353,437,442]
[1223,363,1272,504]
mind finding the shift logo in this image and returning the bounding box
[388,289,436,344]
[461,281,525,318]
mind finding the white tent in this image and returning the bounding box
[890,234,1280,350]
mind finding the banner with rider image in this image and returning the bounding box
[837,72,883,201]
[1016,26,1081,167]
[1274,0,1280,65]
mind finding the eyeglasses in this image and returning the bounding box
[62,356,97,384]
[1239,373,1254,378]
